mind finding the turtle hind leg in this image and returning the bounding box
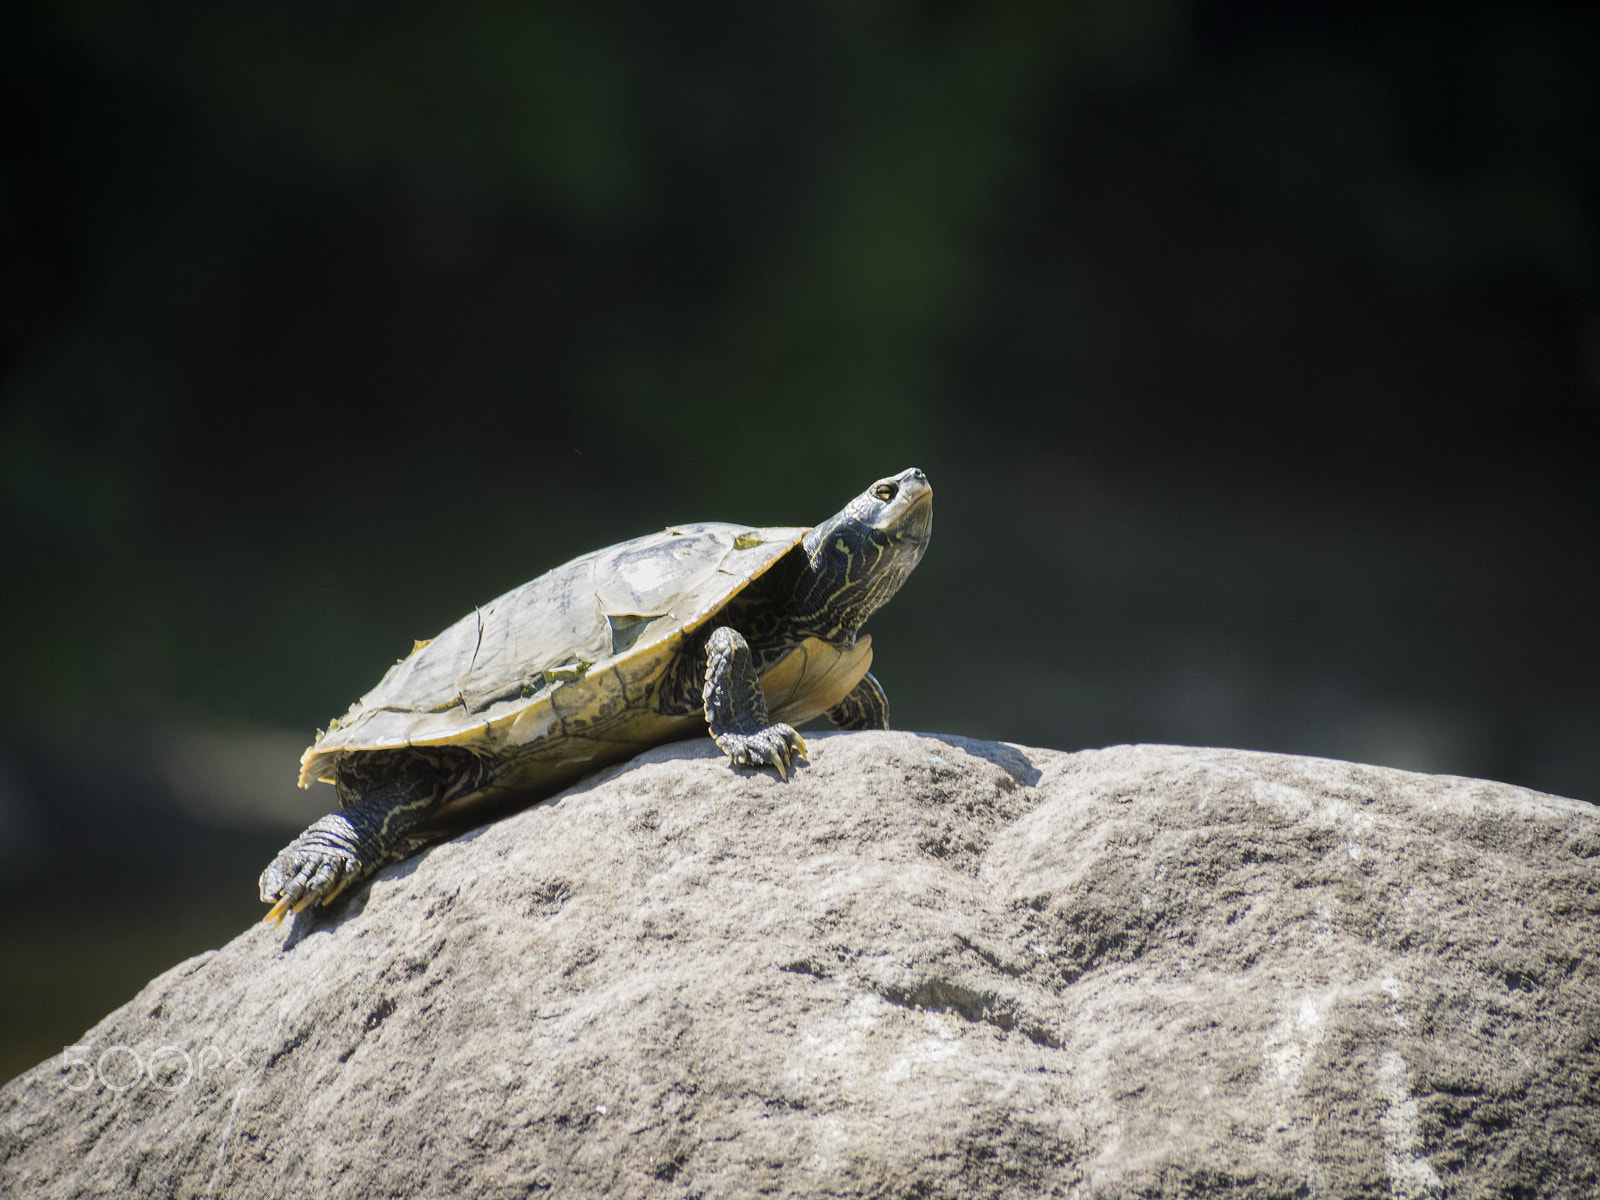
[825,671,889,731]
[259,761,448,925]
[702,626,807,779]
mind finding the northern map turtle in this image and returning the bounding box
[260,468,933,923]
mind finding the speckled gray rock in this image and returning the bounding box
[4,734,1598,1198]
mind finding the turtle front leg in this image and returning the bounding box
[259,774,445,926]
[703,626,808,778]
[825,671,890,731]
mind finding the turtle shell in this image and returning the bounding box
[298,522,874,810]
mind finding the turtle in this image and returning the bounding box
[260,467,933,925]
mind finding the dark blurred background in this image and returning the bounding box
[3,1,1597,1082]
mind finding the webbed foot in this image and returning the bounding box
[703,626,810,779]
[259,815,367,925]
[714,723,808,779]
[258,754,457,927]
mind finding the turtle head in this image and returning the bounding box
[799,468,933,641]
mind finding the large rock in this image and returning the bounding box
[3,734,1597,1198]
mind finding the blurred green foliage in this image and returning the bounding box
[1,0,1596,768]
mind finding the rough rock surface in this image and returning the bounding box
[4,734,1598,1198]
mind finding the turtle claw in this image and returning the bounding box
[716,723,808,779]
[259,836,362,925]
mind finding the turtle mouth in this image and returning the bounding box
[890,493,932,544]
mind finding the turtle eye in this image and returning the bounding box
[873,481,898,502]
